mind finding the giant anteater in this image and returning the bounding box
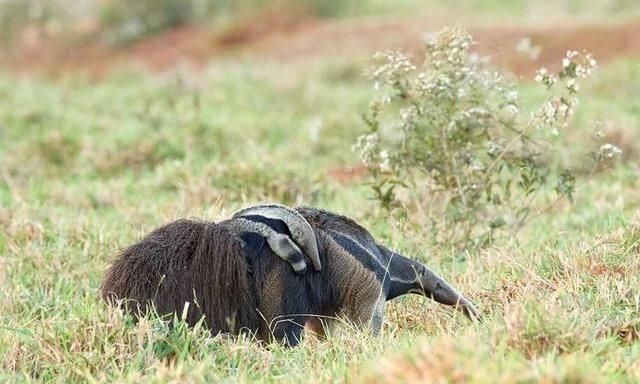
[101,205,479,346]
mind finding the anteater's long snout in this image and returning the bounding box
[384,247,481,322]
[419,266,481,322]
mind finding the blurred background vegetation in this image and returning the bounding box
[2,0,640,46]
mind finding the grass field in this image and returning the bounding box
[1,2,640,383]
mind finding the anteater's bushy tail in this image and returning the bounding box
[100,219,259,334]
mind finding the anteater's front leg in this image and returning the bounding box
[345,278,386,336]
[259,268,318,347]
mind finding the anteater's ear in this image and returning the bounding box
[233,203,321,272]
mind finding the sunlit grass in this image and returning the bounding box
[1,56,639,382]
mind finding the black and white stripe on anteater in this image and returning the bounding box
[232,203,321,272]
[223,216,309,274]
[100,205,480,346]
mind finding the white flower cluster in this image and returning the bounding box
[352,132,392,173]
[449,107,491,131]
[424,26,474,69]
[598,143,623,160]
[400,105,420,128]
[411,27,479,100]
[560,50,597,94]
[533,50,597,133]
[534,67,557,88]
[367,50,416,85]
[379,150,392,173]
[563,50,597,78]
[566,78,579,93]
[352,132,378,167]
[415,72,451,96]
[535,96,578,134]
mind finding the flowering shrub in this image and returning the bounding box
[354,26,619,247]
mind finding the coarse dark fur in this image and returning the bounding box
[101,207,479,346]
[101,216,344,345]
[100,219,259,334]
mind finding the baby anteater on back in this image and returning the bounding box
[101,205,480,346]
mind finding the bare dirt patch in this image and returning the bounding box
[249,18,640,76]
[0,25,215,77]
[2,14,640,77]
[326,165,366,184]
